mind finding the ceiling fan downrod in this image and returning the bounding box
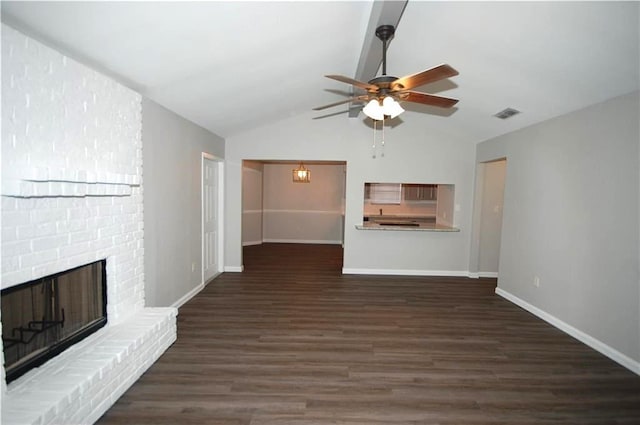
[375,25,395,76]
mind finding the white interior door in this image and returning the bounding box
[202,155,220,282]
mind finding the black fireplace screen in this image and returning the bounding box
[1,259,107,383]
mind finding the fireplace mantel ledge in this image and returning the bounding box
[2,167,140,198]
[2,178,140,198]
[1,307,177,425]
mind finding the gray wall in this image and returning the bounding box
[142,98,225,307]
[477,91,640,365]
[225,110,477,275]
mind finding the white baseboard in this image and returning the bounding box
[171,283,204,309]
[495,287,640,376]
[242,240,263,246]
[224,265,244,272]
[342,268,470,277]
[342,269,498,279]
[469,272,499,279]
[263,239,342,245]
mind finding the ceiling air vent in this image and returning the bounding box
[494,108,521,119]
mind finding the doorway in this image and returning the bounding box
[202,153,224,283]
[240,160,347,269]
[471,158,507,278]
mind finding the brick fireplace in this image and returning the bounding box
[1,24,176,424]
[2,259,108,383]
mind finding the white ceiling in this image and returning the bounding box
[2,1,638,143]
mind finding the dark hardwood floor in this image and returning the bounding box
[98,243,640,424]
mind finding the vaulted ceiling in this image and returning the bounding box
[2,1,638,142]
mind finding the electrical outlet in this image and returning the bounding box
[533,276,540,287]
[191,262,196,272]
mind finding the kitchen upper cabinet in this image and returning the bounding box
[365,183,402,204]
[403,184,437,201]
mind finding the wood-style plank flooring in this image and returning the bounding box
[98,243,640,424]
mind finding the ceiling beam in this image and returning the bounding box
[348,0,408,117]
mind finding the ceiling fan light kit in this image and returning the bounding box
[363,99,385,121]
[382,96,404,118]
[362,96,405,120]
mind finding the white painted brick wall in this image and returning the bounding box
[1,25,141,192]
[1,23,144,317]
[1,24,176,424]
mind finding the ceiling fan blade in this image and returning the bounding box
[391,64,459,91]
[325,75,379,92]
[399,91,459,108]
[313,96,367,111]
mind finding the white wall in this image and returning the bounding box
[225,110,477,274]
[142,98,225,307]
[477,91,640,371]
[262,163,345,244]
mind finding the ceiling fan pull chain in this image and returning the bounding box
[381,116,385,157]
[372,119,377,159]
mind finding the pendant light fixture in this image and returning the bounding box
[292,162,311,183]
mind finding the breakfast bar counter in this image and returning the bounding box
[355,222,460,232]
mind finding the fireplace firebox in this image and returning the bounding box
[1,259,107,383]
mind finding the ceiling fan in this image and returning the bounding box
[314,25,459,119]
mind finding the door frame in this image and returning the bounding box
[469,157,507,278]
[201,152,225,284]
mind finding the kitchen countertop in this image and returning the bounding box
[356,222,460,232]
[364,214,436,220]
